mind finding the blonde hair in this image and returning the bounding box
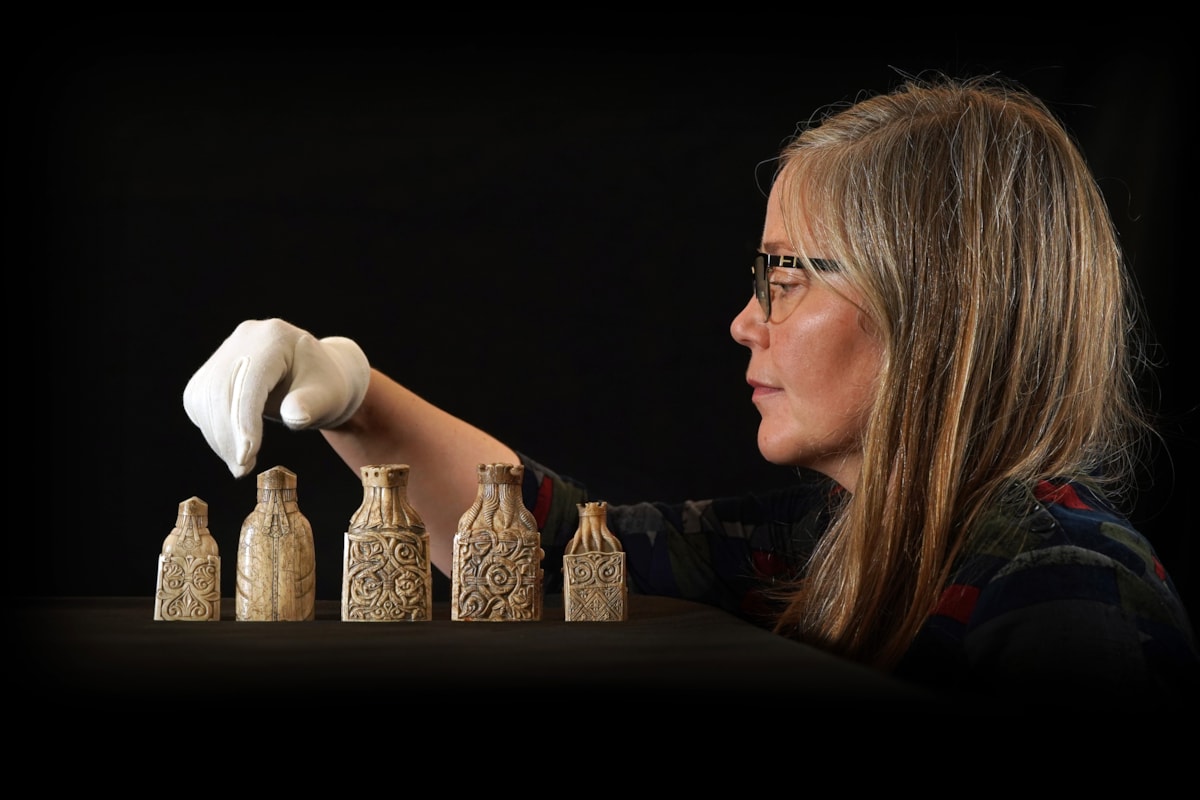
[771,74,1154,668]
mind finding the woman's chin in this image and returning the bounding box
[756,436,798,467]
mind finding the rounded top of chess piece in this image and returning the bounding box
[257,465,297,489]
[361,464,410,487]
[162,496,219,556]
[477,462,523,484]
[179,496,208,519]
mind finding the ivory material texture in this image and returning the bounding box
[563,501,628,622]
[236,466,316,621]
[154,496,221,621]
[341,464,432,621]
[451,463,544,621]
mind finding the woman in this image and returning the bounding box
[184,75,1198,707]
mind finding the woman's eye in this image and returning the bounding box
[769,268,807,292]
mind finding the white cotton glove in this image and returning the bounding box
[183,318,370,478]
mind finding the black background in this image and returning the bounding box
[9,30,1195,624]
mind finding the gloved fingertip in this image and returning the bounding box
[280,412,313,430]
[233,439,256,472]
[279,394,314,430]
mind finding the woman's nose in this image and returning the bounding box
[730,295,765,348]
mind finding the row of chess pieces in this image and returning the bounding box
[154,462,628,623]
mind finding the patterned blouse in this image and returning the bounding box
[518,452,1200,709]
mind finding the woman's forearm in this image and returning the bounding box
[321,368,518,574]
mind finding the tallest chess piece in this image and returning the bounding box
[236,465,316,621]
[451,463,544,621]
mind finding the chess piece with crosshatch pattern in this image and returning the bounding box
[236,465,316,621]
[563,501,627,622]
[341,464,432,621]
[154,496,221,621]
[451,463,544,621]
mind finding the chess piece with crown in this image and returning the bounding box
[341,464,432,621]
[451,463,544,621]
[563,501,627,621]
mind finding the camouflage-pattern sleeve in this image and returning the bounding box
[517,452,838,627]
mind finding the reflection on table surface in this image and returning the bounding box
[15,595,952,709]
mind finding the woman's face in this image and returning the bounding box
[729,179,882,492]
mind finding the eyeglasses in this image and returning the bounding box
[752,252,840,322]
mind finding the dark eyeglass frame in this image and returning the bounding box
[752,252,841,322]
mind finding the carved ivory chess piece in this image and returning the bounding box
[451,463,544,621]
[236,465,315,621]
[341,464,432,621]
[154,496,221,621]
[563,501,627,621]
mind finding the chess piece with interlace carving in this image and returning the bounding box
[342,464,432,621]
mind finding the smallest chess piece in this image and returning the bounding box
[154,496,221,621]
[563,501,627,622]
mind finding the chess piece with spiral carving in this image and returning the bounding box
[563,501,627,622]
[342,464,432,621]
[451,463,544,621]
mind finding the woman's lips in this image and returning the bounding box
[748,379,780,402]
